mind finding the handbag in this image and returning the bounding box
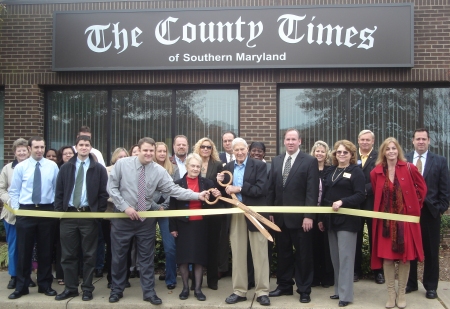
[407,162,423,204]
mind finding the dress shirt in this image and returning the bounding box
[413,150,428,176]
[282,148,300,172]
[359,148,373,167]
[68,157,90,207]
[73,146,105,167]
[107,156,199,213]
[226,153,235,163]
[174,155,187,177]
[8,157,59,209]
[233,157,247,202]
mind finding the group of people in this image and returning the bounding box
[0,126,448,308]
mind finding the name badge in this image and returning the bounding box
[343,172,351,178]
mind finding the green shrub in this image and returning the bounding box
[441,214,450,236]
[154,224,165,271]
[0,243,8,268]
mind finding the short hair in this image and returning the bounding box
[222,131,236,140]
[12,138,28,154]
[232,137,248,149]
[283,128,301,139]
[249,141,266,153]
[310,140,331,166]
[78,126,91,135]
[376,137,406,166]
[75,135,92,147]
[45,148,57,157]
[138,137,156,148]
[110,147,129,165]
[185,153,202,168]
[28,136,44,147]
[129,144,139,156]
[173,135,188,145]
[413,128,429,139]
[331,140,357,166]
[358,129,375,139]
[193,137,220,162]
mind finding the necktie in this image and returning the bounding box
[73,162,85,208]
[137,166,146,221]
[283,156,292,186]
[416,155,423,174]
[32,162,41,204]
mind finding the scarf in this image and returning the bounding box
[382,166,405,253]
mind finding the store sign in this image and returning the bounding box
[53,4,413,71]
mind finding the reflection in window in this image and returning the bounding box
[279,88,347,153]
[424,88,450,166]
[350,88,419,153]
[176,89,238,151]
[0,90,4,167]
[47,91,108,161]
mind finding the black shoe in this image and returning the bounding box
[29,279,36,288]
[375,272,385,284]
[7,277,16,289]
[256,295,270,306]
[38,287,57,296]
[109,293,123,303]
[95,269,103,278]
[426,290,438,299]
[144,294,162,305]
[405,286,418,294]
[339,300,350,307]
[129,269,136,278]
[248,281,255,290]
[125,281,131,288]
[194,291,206,301]
[208,283,218,290]
[167,284,176,290]
[82,290,93,301]
[55,290,79,301]
[353,274,359,282]
[269,288,293,297]
[225,293,247,304]
[330,294,340,300]
[159,274,166,281]
[107,282,111,288]
[300,293,311,303]
[8,290,29,299]
[179,288,189,300]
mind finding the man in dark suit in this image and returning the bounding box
[354,130,384,284]
[405,128,449,299]
[267,129,319,303]
[219,131,236,164]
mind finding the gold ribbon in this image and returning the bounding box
[3,204,419,223]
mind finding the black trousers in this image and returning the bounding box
[101,219,112,284]
[60,218,98,292]
[15,204,57,293]
[275,224,314,294]
[206,214,223,286]
[408,206,441,290]
[312,225,334,286]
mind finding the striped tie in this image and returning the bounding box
[283,156,292,186]
[416,155,423,174]
[137,166,146,221]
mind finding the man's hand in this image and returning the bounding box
[198,190,210,201]
[318,221,325,232]
[125,207,141,220]
[302,217,313,232]
[171,231,178,238]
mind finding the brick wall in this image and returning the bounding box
[0,0,450,161]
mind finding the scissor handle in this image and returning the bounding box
[217,170,233,187]
[204,188,219,205]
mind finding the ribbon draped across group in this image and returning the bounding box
[3,204,419,223]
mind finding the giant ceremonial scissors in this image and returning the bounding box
[205,170,281,241]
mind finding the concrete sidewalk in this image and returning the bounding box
[0,271,448,308]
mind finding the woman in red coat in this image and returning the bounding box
[370,137,427,309]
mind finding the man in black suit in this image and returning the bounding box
[354,130,384,284]
[219,131,236,164]
[267,129,319,303]
[405,128,449,299]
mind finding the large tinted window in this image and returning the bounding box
[0,90,4,167]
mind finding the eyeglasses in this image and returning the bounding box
[336,150,349,155]
[200,145,212,150]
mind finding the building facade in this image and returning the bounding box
[0,0,449,166]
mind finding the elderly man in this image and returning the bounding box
[107,137,209,305]
[218,137,270,306]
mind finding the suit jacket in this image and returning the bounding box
[223,157,267,231]
[219,152,227,164]
[267,151,320,228]
[357,149,378,211]
[202,159,224,209]
[406,151,450,218]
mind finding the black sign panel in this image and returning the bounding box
[53,4,414,71]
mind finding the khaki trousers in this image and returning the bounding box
[230,213,270,297]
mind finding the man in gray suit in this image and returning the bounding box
[107,137,209,305]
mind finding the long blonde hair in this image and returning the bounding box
[155,142,175,175]
[375,137,406,166]
[193,137,220,162]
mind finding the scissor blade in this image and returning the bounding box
[244,213,273,242]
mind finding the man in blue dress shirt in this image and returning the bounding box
[8,136,60,299]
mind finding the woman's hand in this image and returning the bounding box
[332,200,343,212]
[210,188,222,198]
[318,221,325,232]
[171,231,178,238]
